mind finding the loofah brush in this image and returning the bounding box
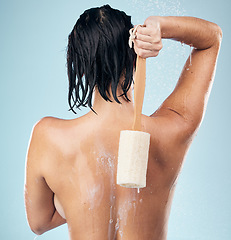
[117,26,151,188]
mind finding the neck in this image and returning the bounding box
[91,83,134,116]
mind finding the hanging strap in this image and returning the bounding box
[129,25,147,131]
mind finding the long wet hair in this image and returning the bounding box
[67,4,136,114]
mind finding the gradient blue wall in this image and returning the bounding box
[0,0,230,239]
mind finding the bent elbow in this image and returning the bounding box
[30,225,45,236]
[218,26,223,40]
[213,24,223,45]
[27,220,47,236]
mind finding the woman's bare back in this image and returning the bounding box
[42,110,188,240]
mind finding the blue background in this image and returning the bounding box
[0,0,230,239]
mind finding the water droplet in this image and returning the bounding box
[109,219,114,224]
[139,199,143,203]
[186,68,189,71]
[137,188,140,193]
[189,45,192,66]
[115,218,120,228]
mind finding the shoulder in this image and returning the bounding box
[31,116,83,155]
[30,117,57,146]
[33,116,64,131]
[32,116,72,140]
[29,117,73,159]
[27,117,77,173]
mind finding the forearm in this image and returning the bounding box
[157,16,222,49]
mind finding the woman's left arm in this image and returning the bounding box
[24,118,66,235]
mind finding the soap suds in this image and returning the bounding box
[96,152,117,239]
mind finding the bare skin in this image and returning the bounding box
[24,16,222,240]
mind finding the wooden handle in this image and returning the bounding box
[132,56,146,131]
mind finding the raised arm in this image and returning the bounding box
[134,16,222,140]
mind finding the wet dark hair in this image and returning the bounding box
[67,4,136,114]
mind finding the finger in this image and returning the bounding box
[134,39,154,51]
[140,50,160,58]
[134,39,163,52]
[136,32,153,42]
[136,26,153,37]
[134,45,160,58]
[138,50,160,58]
[137,27,161,43]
